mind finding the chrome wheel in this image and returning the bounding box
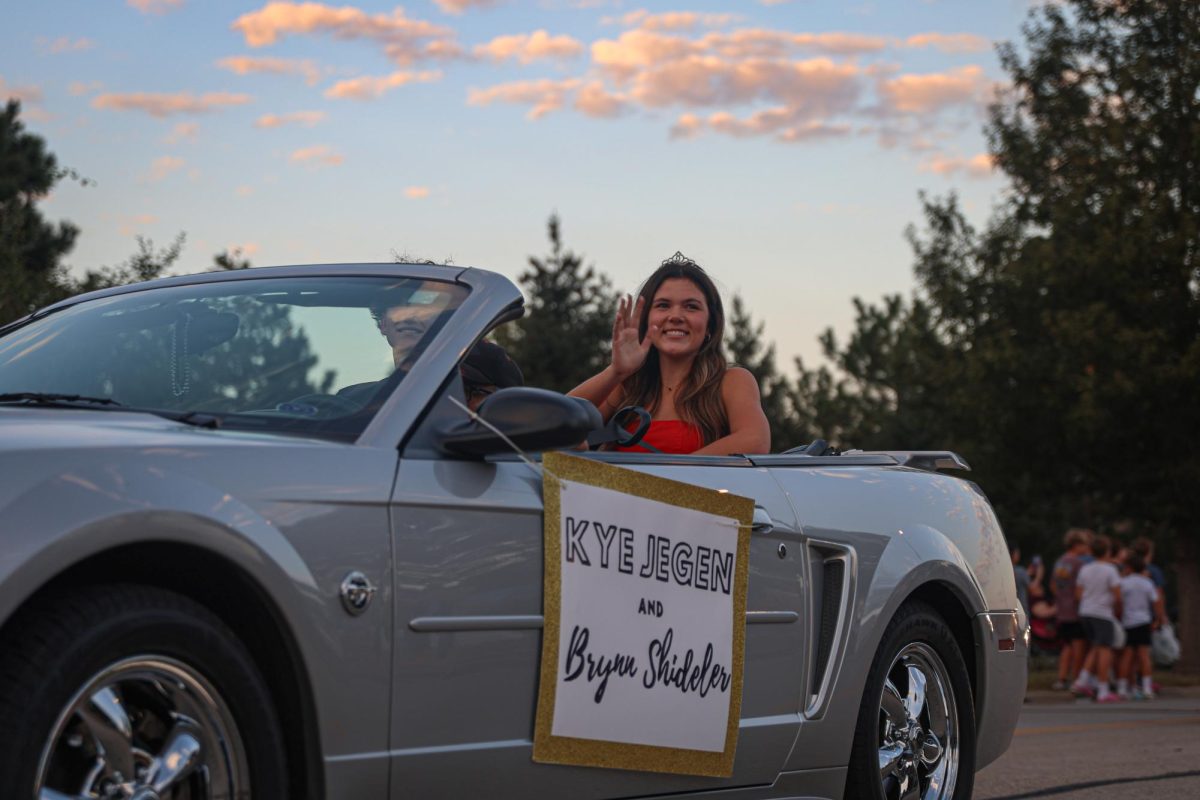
[876,642,958,800]
[35,656,248,800]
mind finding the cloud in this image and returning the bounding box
[404,186,430,198]
[474,30,583,64]
[608,10,742,31]
[434,0,502,14]
[904,32,991,54]
[235,185,255,197]
[468,78,582,119]
[145,156,185,182]
[592,29,887,82]
[68,80,103,96]
[574,81,627,117]
[289,144,343,166]
[217,55,322,85]
[878,65,989,114]
[323,69,441,99]
[0,77,43,105]
[118,213,159,235]
[164,121,199,143]
[232,2,451,48]
[920,152,994,178]
[92,91,252,117]
[255,110,326,127]
[628,55,864,114]
[36,37,94,55]
[128,0,185,14]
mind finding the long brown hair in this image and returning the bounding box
[622,254,728,445]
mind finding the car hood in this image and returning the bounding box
[0,407,343,510]
[0,406,320,452]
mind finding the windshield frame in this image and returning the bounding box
[0,264,478,444]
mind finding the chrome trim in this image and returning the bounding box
[339,571,377,616]
[410,615,544,632]
[746,611,799,624]
[804,542,857,719]
[35,656,248,799]
[409,610,799,632]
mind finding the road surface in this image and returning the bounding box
[974,688,1200,799]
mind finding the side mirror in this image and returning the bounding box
[438,387,602,456]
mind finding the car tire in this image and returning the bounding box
[0,583,287,798]
[845,600,976,800]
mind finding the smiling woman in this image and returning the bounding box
[568,253,770,455]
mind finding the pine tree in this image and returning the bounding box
[0,100,78,325]
[494,214,618,393]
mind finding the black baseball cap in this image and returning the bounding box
[461,341,523,389]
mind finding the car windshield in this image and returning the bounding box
[0,274,467,439]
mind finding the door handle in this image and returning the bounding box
[751,506,775,535]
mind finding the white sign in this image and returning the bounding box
[552,479,737,751]
[533,452,751,777]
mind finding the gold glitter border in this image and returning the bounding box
[533,451,753,777]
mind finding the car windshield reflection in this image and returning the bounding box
[0,276,467,439]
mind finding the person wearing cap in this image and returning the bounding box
[461,340,523,411]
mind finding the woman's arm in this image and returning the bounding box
[568,294,652,421]
[692,367,771,455]
[567,365,626,421]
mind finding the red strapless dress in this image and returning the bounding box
[615,419,704,454]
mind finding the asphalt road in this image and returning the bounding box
[973,688,1200,799]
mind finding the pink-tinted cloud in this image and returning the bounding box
[235,185,255,197]
[255,110,326,127]
[878,65,990,115]
[289,144,343,166]
[36,36,94,55]
[164,121,199,143]
[217,55,321,85]
[920,152,994,178]
[669,112,703,139]
[232,2,451,48]
[629,56,863,114]
[324,69,441,99]
[468,78,582,119]
[128,0,185,14]
[574,81,627,117]
[118,213,159,235]
[144,156,185,182]
[68,80,103,96]
[0,77,43,105]
[593,29,887,82]
[404,186,430,198]
[609,10,742,31]
[92,91,252,117]
[474,30,583,64]
[434,0,502,14]
[904,32,991,54]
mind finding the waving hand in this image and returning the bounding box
[612,295,654,379]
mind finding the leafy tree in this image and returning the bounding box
[724,293,804,449]
[494,214,618,393]
[212,247,253,271]
[803,0,1200,667]
[0,100,78,325]
[72,234,186,292]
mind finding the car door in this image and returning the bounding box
[387,414,808,797]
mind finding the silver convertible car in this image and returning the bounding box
[0,264,1025,799]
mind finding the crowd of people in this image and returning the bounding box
[1013,528,1170,702]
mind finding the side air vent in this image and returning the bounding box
[812,557,845,695]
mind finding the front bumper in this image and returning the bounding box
[973,610,1027,769]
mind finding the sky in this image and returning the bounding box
[2,0,1035,369]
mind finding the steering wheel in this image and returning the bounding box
[276,393,361,418]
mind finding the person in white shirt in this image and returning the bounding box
[1117,553,1165,699]
[1071,534,1123,702]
